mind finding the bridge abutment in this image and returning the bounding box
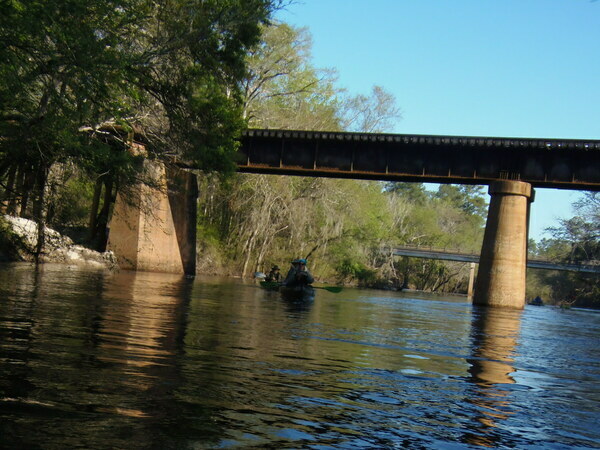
[473,180,534,309]
[107,162,198,275]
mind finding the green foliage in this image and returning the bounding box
[244,23,342,131]
[0,0,279,254]
[384,182,429,205]
[48,173,95,229]
[0,0,277,168]
[335,258,377,285]
[526,269,563,304]
[434,184,487,219]
[243,22,401,133]
[198,168,487,293]
[527,192,600,306]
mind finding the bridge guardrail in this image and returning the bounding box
[387,246,600,273]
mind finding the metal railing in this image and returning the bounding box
[390,245,600,274]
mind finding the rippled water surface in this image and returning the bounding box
[1,263,599,449]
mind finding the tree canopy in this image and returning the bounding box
[0,0,281,253]
[0,0,280,170]
[528,192,600,307]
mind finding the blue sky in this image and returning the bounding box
[275,0,600,241]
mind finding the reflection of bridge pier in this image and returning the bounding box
[98,271,193,426]
[469,307,521,385]
[465,307,522,446]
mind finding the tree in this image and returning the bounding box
[196,21,488,294]
[341,85,402,133]
[378,183,488,292]
[243,22,401,134]
[243,22,341,131]
[384,182,430,205]
[195,22,404,279]
[0,0,280,255]
[529,192,600,306]
[434,184,487,219]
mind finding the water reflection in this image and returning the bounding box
[0,265,199,448]
[98,272,192,417]
[281,295,314,314]
[465,306,522,447]
[1,265,599,448]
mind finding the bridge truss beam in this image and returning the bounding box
[239,129,600,190]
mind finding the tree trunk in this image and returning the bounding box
[20,166,36,218]
[0,164,17,214]
[94,177,114,252]
[88,177,103,242]
[32,165,49,264]
[241,227,260,278]
[7,168,21,216]
[256,233,273,273]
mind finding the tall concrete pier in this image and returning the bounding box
[107,163,198,275]
[473,181,534,309]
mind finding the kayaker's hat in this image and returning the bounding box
[272,265,280,270]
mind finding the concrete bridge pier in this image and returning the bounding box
[107,163,198,275]
[473,180,534,309]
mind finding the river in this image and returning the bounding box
[0,263,599,449]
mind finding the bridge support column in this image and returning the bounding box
[467,262,476,300]
[107,162,198,275]
[473,180,533,309]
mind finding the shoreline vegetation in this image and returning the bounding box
[1,214,598,310]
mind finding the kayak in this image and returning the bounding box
[259,281,315,300]
[279,284,315,301]
[260,281,281,291]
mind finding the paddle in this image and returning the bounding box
[260,281,342,293]
[313,285,343,293]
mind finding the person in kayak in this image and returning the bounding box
[283,258,314,287]
[265,265,282,282]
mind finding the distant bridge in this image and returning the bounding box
[392,246,600,274]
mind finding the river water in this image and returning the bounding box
[0,263,599,449]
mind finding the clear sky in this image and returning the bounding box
[275,0,600,241]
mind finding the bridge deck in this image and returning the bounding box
[238,129,600,190]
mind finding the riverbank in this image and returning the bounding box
[0,215,117,270]
[0,215,410,291]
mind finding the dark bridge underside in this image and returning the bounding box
[237,129,600,190]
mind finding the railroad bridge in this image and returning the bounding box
[107,129,600,309]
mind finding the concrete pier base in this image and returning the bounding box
[473,180,534,309]
[107,163,198,275]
